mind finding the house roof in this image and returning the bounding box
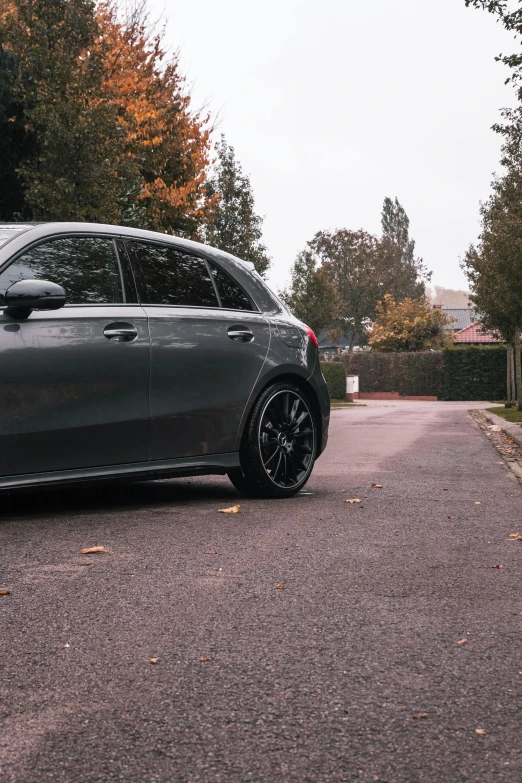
[454,322,503,344]
[442,308,476,332]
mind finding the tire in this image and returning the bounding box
[228,381,317,498]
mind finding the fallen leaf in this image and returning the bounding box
[490,564,503,569]
[340,490,347,493]
[345,498,362,504]
[475,728,486,735]
[275,583,284,589]
[81,546,105,554]
[474,502,481,505]
[205,551,217,555]
[448,516,455,520]
[219,504,240,514]
[457,639,468,645]
[199,656,211,662]
[0,590,11,596]
[443,488,449,491]
[509,532,520,538]
[371,483,383,489]
[150,658,158,664]
[412,713,428,720]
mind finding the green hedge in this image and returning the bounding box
[441,346,507,401]
[320,361,346,399]
[340,352,445,397]
[338,347,508,401]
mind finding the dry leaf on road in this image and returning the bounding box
[205,551,217,555]
[412,713,428,720]
[0,590,11,596]
[448,516,455,520]
[443,488,449,491]
[81,546,105,555]
[371,483,383,489]
[475,728,486,735]
[474,502,481,505]
[509,532,520,538]
[275,583,284,589]
[490,564,503,569]
[345,499,362,504]
[150,658,158,664]
[457,638,468,645]
[199,657,211,662]
[219,505,240,514]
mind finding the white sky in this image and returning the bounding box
[151,0,516,293]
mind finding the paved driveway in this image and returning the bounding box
[1,402,521,782]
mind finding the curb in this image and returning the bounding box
[481,408,522,449]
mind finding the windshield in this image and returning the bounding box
[0,226,32,249]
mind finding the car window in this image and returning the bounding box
[128,240,219,308]
[210,264,255,311]
[0,235,124,306]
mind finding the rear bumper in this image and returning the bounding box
[308,362,330,457]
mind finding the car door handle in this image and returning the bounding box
[103,322,138,342]
[227,326,254,342]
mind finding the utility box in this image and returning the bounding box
[346,375,359,402]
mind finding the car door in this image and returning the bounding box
[0,233,150,477]
[125,239,270,460]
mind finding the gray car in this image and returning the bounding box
[0,222,330,498]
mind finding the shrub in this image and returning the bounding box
[441,346,507,401]
[339,352,444,397]
[338,347,509,400]
[320,361,346,399]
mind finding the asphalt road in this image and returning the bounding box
[1,401,522,783]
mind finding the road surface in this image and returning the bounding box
[1,401,521,782]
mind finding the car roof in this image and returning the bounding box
[0,221,255,270]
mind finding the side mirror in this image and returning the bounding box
[4,279,66,319]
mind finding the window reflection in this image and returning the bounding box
[129,241,219,308]
[0,236,123,306]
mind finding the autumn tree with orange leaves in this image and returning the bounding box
[0,0,215,235]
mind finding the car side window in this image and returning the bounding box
[210,264,256,311]
[0,236,124,306]
[128,240,219,308]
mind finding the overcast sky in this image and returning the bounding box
[151,0,516,293]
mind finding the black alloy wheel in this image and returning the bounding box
[228,382,316,498]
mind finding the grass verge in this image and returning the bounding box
[486,406,522,423]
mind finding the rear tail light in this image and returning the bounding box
[304,325,318,348]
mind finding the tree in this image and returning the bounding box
[462,166,522,408]
[204,136,271,275]
[380,197,430,300]
[0,1,215,234]
[465,1,522,88]
[369,294,454,352]
[279,249,339,335]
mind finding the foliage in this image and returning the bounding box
[340,351,445,398]
[381,197,431,296]
[369,294,455,352]
[462,167,522,342]
[283,198,430,347]
[320,361,346,400]
[465,1,522,88]
[279,249,339,334]
[340,347,508,400]
[0,0,214,234]
[442,346,507,401]
[204,136,270,275]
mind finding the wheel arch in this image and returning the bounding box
[236,371,323,457]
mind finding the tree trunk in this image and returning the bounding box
[516,330,522,411]
[511,342,516,404]
[506,344,513,407]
